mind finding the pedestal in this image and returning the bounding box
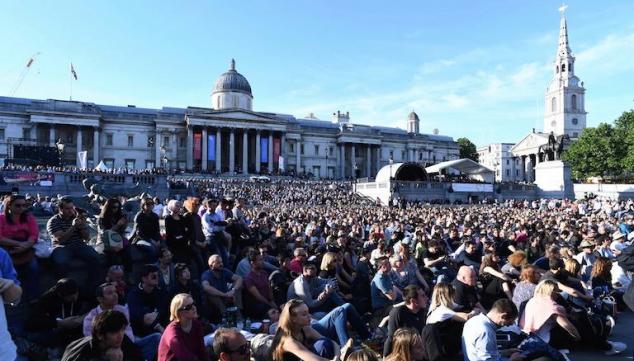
[534,160,574,199]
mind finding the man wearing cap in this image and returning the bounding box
[610,230,628,257]
[574,239,597,279]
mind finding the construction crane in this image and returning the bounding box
[8,52,40,96]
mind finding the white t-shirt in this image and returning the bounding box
[426,305,456,324]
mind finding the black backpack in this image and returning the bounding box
[421,320,463,361]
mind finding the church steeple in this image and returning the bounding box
[554,4,575,78]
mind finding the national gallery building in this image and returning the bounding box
[0,60,458,178]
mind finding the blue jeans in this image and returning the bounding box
[16,257,39,301]
[135,332,161,361]
[51,242,103,291]
[206,234,229,268]
[311,303,370,346]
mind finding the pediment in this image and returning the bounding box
[511,132,549,156]
[195,109,280,122]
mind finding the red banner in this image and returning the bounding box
[193,133,202,160]
[0,172,54,185]
[273,138,281,164]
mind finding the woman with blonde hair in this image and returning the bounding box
[157,293,208,361]
[384,328,425,361]
[270,299,340,361]
[426,282,473,324]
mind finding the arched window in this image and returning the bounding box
[562,64,566,72]
[551,97,557,112]
[571,94,577,110]
[569,63,573,72]
[556,65,559,73]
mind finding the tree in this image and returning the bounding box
[562,123,625,180]
[613,110,634,173]
[457,137,479,162]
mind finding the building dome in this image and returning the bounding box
[408,111,419,121]
[213,59,252,96]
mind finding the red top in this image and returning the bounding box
[157,319,209,361]
[0,214,39,242]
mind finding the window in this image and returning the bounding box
[146,160,155,169]
[300,144,304,155]
[128,135,134,147]
[329,147,334,156]
[22,128,31,139]
[561,64,566,72]
[556,65,559,73]
[571,95,577,110]
[289,143,295,153]
[506,159,509,165]
[402,151,406,160]
[104,158,115,169]
[313,166,320,177]
[551,97,557,112]
[506,169,510,176]
[389,150,394,159]
[106,134,113,146]
[572,118,578,125]
[147,136,154,148]
[419,152,423,161]
[573,132,578,138]
[179,136,186,148]
[125,159,135,169]
[314,145,319,155]
[0,128,4,141]
[516,170,519,176]
[178,161,186,169]
[163,136,170,147]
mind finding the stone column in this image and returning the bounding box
[366,145,371,178]
[31,124,38,141]
[242,131,248,174]
[280,133,286,171]
[338,144,344,179]
[155,131,161,166]
[93,127,100,164]
[186,126,193,170]
[201,128,208,171]
[76,127,83,168]
[350,144,356,178]
[295,139,301,174]
[50,125,56,145]
[255,131,261,173]
[268,133,273,172]
[215,128,222,173]
[229,129,235,174]
[376,146,381,175]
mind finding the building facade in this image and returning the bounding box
[476,143,520,182]
[0,60,458,178]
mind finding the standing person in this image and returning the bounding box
[158,293,208,361]
[165,200,190,263]
[461,299,524,361]
[47,197,103,292]
[62,310,143,361]
[0,194,39,300]
[384,328,425,361]
[182,197,207,279]
[383,285,428,357]
[0,247,22,361]
[202,199,230,267]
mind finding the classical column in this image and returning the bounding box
[31,124,38,141]
[242,131,248,174]
[280,133,286,171]
[255,131,261,173]
[268,133,273,172]
[375,146,381,175]
[215,128,222,173]
[295,139,301,173]
[93,127,100,163]
[186,126,193,170]
[201,128,208,171]
[350,144,356,178]
[338,144,344,179]
[50,125,56,145]
[366,145,371,178]
[155,131,161,166]
[229,129,235,174]
[76,127,83,168]
[520,156,526,182]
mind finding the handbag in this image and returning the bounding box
[97,229,124,252]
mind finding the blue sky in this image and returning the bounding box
[1,1,633,147]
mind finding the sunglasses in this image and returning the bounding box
[228,341,250,355]
[179,302,196,311]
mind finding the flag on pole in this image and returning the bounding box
[77,151,88,169]
[70,63,78,80]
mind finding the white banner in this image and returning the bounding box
[77,151,88,169]
[279,156,285,171]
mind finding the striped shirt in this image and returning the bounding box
[46,214,86,246]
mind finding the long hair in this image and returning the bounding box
[99,198,124,229]
[519,264,539,284]
[429,282,455,312]
[320,252,337,271]
[169,293,191,321]
[507,251,527,267]
[385,328,421,361]
[3,194,28,224]
[479,253,500,274]
[590,257,612,280]
[271,299,306,361]
[534,279,558,298]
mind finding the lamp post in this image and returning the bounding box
[389,157,394,179]
[55,138,65,167]
[160,145,168,170]
[325,152,329,179]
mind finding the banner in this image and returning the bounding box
[260,137,268,163]
[273,138,280,164]
[279,156,285,171]
[207,135,216,161]
[193,133,202,160]
[0,172,54,185]
[77,151,88,169]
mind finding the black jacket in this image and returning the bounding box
[61,335,142,361]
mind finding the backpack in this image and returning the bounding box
[421,320,462,361]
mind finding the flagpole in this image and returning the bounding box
[69,62,73,101]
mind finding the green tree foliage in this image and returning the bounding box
[563,122,626,179]
[457,137,479,162]
[613,110,634,173]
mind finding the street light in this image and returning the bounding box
[389,157,394,180]
[160,146,168,170]
[55,138,65,167]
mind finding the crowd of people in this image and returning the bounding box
[0,178,633,361]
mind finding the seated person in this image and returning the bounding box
[383,285,428,357]
[84,283,161,361]
[370,256,401,324]
[478,253,513,310]
[235,246,278,278]
[244,250,277,318]
[426,282,475,324]
[169,263,204,316]
[452,266,484,313]
[287,261,344,318]
[201,254,243,322]
[63,310,142,361]
[158,293,208,361]
[453,240,481,269]
[212,327,252,361]
[385,328,425,361]
[126,264,169,336]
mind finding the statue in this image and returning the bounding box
[539,132,571,161]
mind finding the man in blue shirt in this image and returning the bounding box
[461,298,523,361]
[370,256,401,324]
[201,254,243,320]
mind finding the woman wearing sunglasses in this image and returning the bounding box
[158,293,208,361]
